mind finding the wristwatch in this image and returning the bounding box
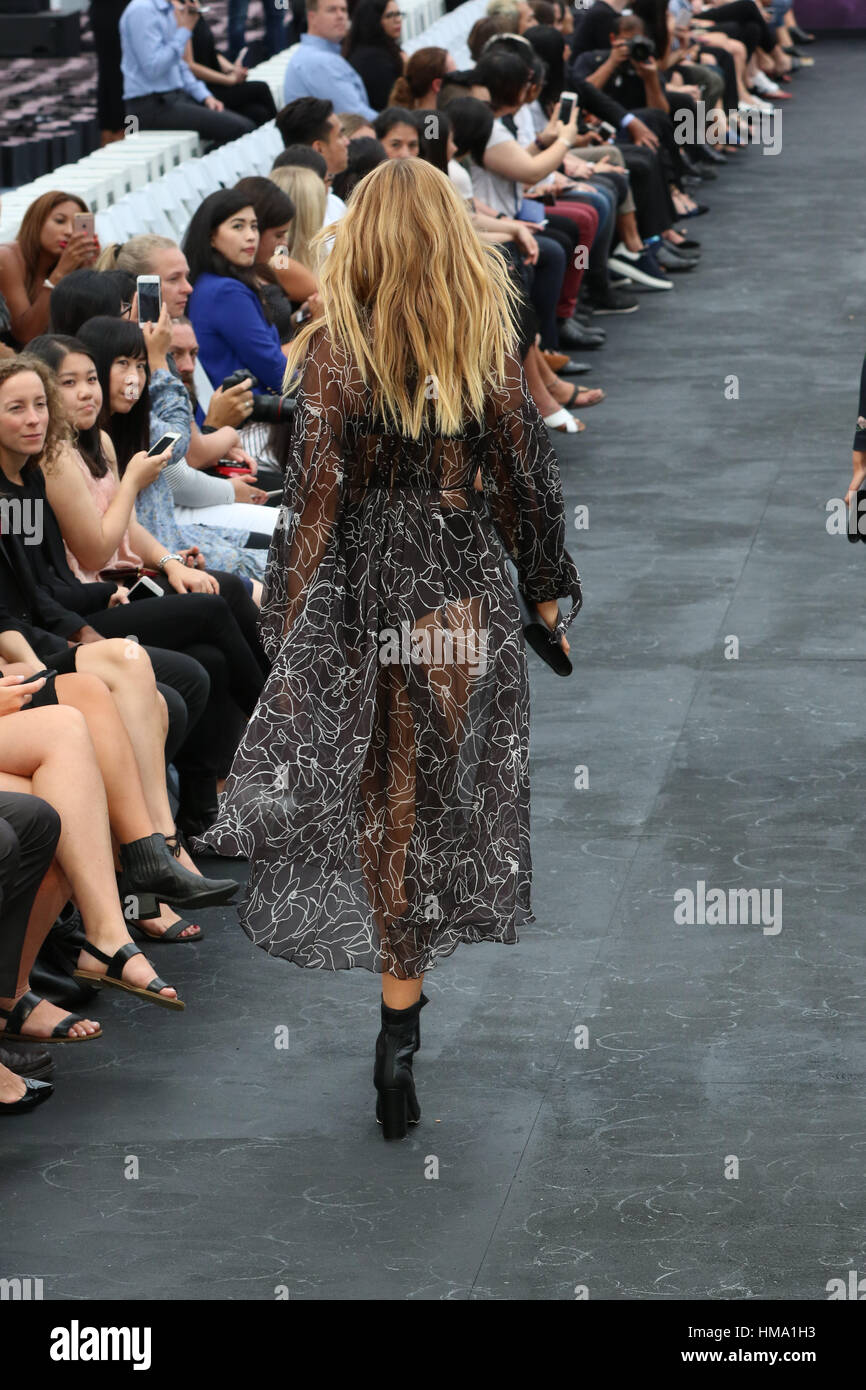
[157,553,184,572]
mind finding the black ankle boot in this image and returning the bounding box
[374,993,429,1141]
[117,833,237,920]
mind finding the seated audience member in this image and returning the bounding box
[0,700,187,1020]
[275,98,351,224]
[0,193,99,347]
[75,316,274,577]
[329,136,387,201]
[49,269,130,337]
[344,0,405,112]
[184,190,291,397]
[373,107,422,158]
[14,335,268,830]
[187,9,279,125]
[282,0,376,120]
[468,15,513,61]
[94,233,274,519]
[119,0,255,145]
[444,96,601,431]
[233,176,319,328]
[389,46,456,108]
[485,0,534,34]
[225,0,289,61]
[338,113,377,140]
[0,356,254,867]
[267,166,329,282]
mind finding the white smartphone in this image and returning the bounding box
[147,431,181,459]
[128,575,165,602]
[137,275,162,324]
[559,91,579,125]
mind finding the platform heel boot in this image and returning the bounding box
[117,833,238,920]
[374,993,429,1141]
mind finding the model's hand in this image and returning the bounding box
[845,449,866,506]
[535,600,569,655]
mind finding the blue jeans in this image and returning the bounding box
[227,0,288,60]
[770,0,789,24]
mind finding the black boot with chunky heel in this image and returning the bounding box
[374,993,429,1141]
[117,833,238,920]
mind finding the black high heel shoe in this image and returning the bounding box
[374,993,429,1141]
[0,1077,54,1114]
[117,833,237,920]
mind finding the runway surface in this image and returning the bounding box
[4,40,865,1300]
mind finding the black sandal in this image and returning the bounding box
[129,915,203,944]
[0,990,103,1043]
[74,942,185,1011]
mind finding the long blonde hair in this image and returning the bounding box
[283,158,519,439]
[268,166,326,272]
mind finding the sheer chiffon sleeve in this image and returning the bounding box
[258,328,346,660]
[480,350,583,640]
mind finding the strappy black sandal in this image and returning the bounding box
[0,990,103,1043]
[129,915,203,944]
[74,942,185,1011]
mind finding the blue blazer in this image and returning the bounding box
[188,272,287,395]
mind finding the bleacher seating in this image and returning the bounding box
[0,0,485,247]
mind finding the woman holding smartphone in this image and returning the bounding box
[196,159,582,1141]
[0,192,99,347]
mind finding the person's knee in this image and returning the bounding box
[0,818,22,877]
[101,637,156,684]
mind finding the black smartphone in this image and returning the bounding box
[597,121,617,141]
[136,275,162,324]
[30,668,58,682]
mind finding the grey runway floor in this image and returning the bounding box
[4,41,865,1301]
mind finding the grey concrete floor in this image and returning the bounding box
[3,42,865,1301]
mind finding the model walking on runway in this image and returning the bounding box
[196,157,582,1139]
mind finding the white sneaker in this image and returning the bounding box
[739,97,773,115]
[752,71,781,95]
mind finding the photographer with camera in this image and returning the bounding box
[120,0,256,146]
[573,14,710,214]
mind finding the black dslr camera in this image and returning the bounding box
[626,35,656,63]
[221,369,297,425]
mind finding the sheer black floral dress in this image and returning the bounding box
[194,326,582,978]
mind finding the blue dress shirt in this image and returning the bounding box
[120,0,210,103]
[282,33,377,121]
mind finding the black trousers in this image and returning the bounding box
[215,79,278,128]
[705,1,776,54]
[125,90,255,148]
[91,0,130,132]
[88,582,267,778]
[615,142,675,240]
[0,794,61,995]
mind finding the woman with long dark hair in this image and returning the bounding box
[184,189,291,395]
[46,318,270,835]
[196,159,582,1141]
[0,192,99,346]
[232,176,318,336]
[345,0,406,112]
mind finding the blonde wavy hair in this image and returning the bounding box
[282,158,519,439]
[0,354,70,474]
[95,234,177,275]
[268,166,326,272]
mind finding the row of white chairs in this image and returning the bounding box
[0,132,201,243]
[93,122,283,247]
[403,0,484,64]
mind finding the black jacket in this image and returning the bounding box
[0,467,114,657]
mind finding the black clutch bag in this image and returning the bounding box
[507,560,573,677]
